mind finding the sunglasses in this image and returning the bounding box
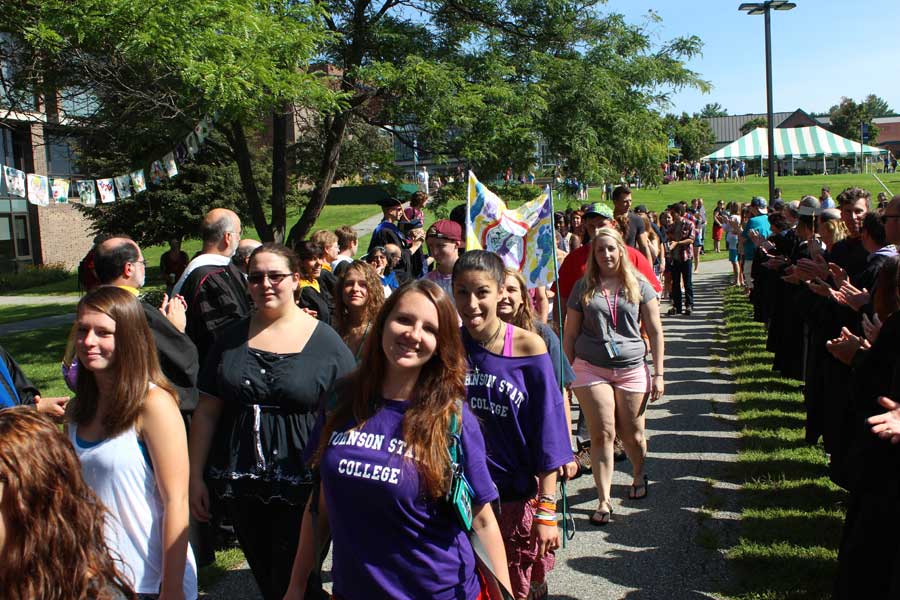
[248,272,293,285]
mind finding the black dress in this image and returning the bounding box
[199,317,355,503]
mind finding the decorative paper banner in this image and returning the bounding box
[3,166,25,198]
[114,175,132,199]
[149,160,165,185]
[97,178,116,203]
[26,174,50,206]
[194,116,211,144]
[185,132,200,157]
[163,153,178,178]
[465,172,555,288]
[52,178,70,203]
[76,180,97,205]
[130,169,146,194]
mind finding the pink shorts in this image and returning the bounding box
[571,359,650,393]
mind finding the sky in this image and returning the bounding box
[605,0,900,117]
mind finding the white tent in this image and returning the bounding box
[703,126,887,161]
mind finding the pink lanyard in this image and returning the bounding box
[604,287,620,331]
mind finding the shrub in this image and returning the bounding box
[0,264,73,292]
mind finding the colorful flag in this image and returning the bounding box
[3,166,25,198]
[114,174,132,199]
[26,174,50,206]
[52,178,70,203]
[194,117,211,144]
[150,160,166,185]
[130,169,146,194]
[465,172,556,288]
[185,132,200,157]
[163,152,178,177]
[97,178,116,203]
[76,180,97,205]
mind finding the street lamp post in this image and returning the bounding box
[739,1,796,203]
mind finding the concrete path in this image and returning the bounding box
[0,313,75,337]
[203,259,742,600]
[0,294,80,305]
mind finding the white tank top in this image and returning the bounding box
[69,423,198,598]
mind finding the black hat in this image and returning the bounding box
[377,196,403,208]
[634,204,649,214]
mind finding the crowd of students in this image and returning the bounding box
[742,187,900,598]
[0,184,677,600]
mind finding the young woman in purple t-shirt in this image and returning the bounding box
[284,280,511,600]
[453,251,575,600]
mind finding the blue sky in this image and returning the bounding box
[606,0,900,116]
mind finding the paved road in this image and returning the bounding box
[204,260,741,600]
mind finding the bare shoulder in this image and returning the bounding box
[512,326,548,357]
[138,385,181,434]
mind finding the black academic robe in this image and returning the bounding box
[180,262,251,362]
[141,303,201,412]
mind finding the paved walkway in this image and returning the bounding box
[204,259,741,599]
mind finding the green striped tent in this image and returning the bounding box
[703,126,887,160]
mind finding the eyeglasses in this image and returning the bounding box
[130,259,147,267]
[881,215,900,224]
[248,272,292,285]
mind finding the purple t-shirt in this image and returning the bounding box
[463,331,572,499]
[315,399,497,600]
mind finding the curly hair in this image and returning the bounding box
[0,407,135,600]
[313,280,466,498]
[333,260,385,338]
[69,287,176,437]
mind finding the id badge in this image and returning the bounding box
[605,339,621,358]
[449,466,474,531]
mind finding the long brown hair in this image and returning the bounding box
[69,286,176,437]
[500,268,537,333]
[314,279,466,498]
[333,260,385,337]
[0,407,135,600]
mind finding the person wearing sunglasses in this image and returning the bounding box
[366,246,396,297]
[188,243,355,600]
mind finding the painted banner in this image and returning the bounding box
[465,171,556,288]
[114,174,132,199]
[149,160,165,185]
[26,174,50,206]
[163,152,178,178]
[97,178,116,203]
[3,166,25,198]
[76,180,97,205]
[52,178,70,203]
[130,169,146,194]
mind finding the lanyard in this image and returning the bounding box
[604,287,619,331]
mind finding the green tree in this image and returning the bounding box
[828,97,879,142]
[862,94,896,118]
[740,117,768,135]
[699,102,728,118]
[665,113,715,161]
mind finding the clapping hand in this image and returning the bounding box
[825,327,868,365]
[828,263,848,288]
[832,281,870,312]
[781,265,802,284]
[861,313,883,343]
[867,396,900,444]
[806,278,833,298]
[797,254,829,281]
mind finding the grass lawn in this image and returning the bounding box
[722,287,846,600]
[3,324,73,398]
[0,303,75,325]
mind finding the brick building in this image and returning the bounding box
[1,97,94,272]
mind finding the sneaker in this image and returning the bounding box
[684,307,692,316]
[667,307,682,316]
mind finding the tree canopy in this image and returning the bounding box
[3,1,708,245]
[827,97,880,143]
[699,102,728,118]
[740,117,768,136]
[664,113,715,161]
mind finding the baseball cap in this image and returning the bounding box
[426,219,463,247]
[583,202,614,219]
[750,196,768,210]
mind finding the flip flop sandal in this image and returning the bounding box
[589,501,612,526]
[629,475,649,500]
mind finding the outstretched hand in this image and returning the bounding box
[867,396,900,444]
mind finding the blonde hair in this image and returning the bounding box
[500,268,537,333]
[820,218,849,246]
[581,228,643,305]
